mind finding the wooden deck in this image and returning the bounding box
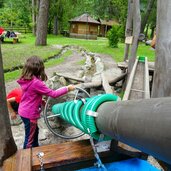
[2,140,94,171]
[3,139,146,171]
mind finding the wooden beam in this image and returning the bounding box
[144,57,150,99]
[32,140,95,170]
[3,148,32,171]
[123,59,138,101]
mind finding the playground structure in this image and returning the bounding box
[2,0,171,170]
[3,55,168,170]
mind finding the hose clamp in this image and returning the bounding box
[87,110,98,117]
[80,98,86,104]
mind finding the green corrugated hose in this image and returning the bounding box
[52,94,120,140]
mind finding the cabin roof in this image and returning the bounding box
[69,13,100,24]
[99,19,119,26]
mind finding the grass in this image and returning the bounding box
[2,34,155,82]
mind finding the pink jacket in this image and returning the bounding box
[17,77,68,120]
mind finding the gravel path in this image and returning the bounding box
[5,50,117,148]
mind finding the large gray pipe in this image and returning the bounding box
[96,97,171,164]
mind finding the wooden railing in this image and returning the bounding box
[4,27,32,34]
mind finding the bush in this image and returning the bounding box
[107,25,120,48]
[118,25,125,42]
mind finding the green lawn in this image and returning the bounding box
[2,34,155,82]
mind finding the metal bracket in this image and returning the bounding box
[37,152,45,171]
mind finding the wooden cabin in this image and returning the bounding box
[98,19,119,37]
[69,13,100,40]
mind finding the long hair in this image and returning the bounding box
[21,56,47,81]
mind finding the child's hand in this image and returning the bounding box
[10,112,17,120]
[42,98,46,106]
[67,85,75,91]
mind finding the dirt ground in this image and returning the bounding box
[5,51,117,94]
[5,49,118,148]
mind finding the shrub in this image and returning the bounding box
[107,25,120,48]
[118,25,125,42]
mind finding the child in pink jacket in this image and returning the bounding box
[17,56,75,149]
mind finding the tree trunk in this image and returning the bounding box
[35,0,50,46]
[35,0,40,35]
[53,15,58,35]
[152,0,171,97]
[127,0,141,75]
[32,0,36,35]
[140,0,156,34]
[145,23,149,39]
[0,43,17,166]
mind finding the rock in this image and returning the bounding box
[59,77,67,86]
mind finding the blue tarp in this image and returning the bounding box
[77,158,160,171]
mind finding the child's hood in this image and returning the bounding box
[17,78,34,91]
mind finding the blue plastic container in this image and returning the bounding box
[77,158,160,171]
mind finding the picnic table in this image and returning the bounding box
[0,31,21,43]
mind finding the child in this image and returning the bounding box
[7,88,22,120]
[17,56,75,149]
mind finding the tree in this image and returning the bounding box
[0,0,4,8]
[0,43,17,166]
[35,0,49,46]
[49,0,65,35]
[0,0,31,27]
[151,0,171,98]
[32,0,37,35]
[140,0,156,34]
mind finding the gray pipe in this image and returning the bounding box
[96,97,171,164]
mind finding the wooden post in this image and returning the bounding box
[152,0,171,97]
[124,0,134,61]
[0,43,17,166]
[127,0,141,75]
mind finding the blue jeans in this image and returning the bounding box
[21,116,39,149]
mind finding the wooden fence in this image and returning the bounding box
[4,27,32,34]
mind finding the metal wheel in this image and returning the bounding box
[43,87,90,139]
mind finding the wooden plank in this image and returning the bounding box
[144,57,150,99]
[2,148,31,171]
[16,149,32,171]
[2,154,16,171]
[123,59,138,101]
[32,140,95,171]
[129,62,144,100]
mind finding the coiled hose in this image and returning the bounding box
[52,94,120,141]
